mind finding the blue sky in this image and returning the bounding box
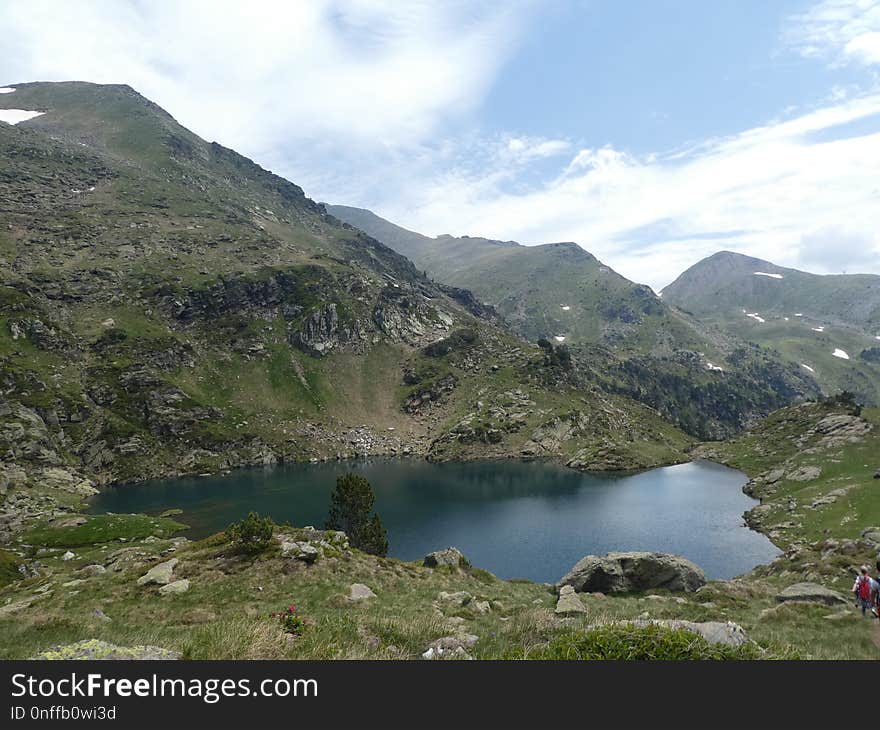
[2,0,879,288]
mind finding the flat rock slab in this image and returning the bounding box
[30,639,181,660]
[136,558,178,586]
[776,582,848,605]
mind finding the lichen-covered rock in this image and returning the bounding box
[423,547,469,569]
[30,639,181,660]
[558,552,706,594]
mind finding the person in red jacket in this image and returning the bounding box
[853,566,878,616]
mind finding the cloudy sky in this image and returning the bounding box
[2,0,879,289]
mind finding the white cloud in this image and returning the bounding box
[0,0,533,171]
[374,93,880,290]
[787,0,880,66]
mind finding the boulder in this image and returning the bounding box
[423,547,469,569]
[555,585,587,615]
[874,469,880,480]
[30,639,180,660]
[776,582,848,606]
[558,552,706,594]
[136,558,178,586]
[158,579,190,596]
[348,583,376,601]
[61,551,75,561]
[80,564,107,577]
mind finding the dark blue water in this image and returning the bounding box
[87,458,779,582]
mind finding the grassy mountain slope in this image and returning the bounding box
[0,81,695,533]
[662,251,880,405]
[328,206,821,439]
[328,204,709,352]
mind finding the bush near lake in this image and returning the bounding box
[227,512,275,554]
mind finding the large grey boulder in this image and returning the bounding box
[776,582,848,605]
[558,552,706,594]
[423,547,469,569]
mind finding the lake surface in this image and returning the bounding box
[88,458,779,582]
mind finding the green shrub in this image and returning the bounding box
[506,624,768,660]
[226,512,274,553]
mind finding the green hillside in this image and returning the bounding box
[0,81,697,529]
[662,251,880,405]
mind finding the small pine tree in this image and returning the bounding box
[325,473,388,556]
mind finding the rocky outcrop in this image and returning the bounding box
[291,303,363,356]
[423,547,469,569]
[776,582,848,605]
[558,552,706,594]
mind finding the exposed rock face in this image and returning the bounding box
[423,547,469,569]
[30,639,180,660]
[558,552,707,594]
[136,558,178,586]
[555,585,587,615]
[292,303,360,356]
[776,582,848,605]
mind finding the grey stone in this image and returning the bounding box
[61,551,75,561]
[558,552,707,594]
[776,582,848,605]
[281,541,321,563]
[555,585,587,615]
[80,564,107,577]
[158,579,190,596]
[136,558,178,586]
[348,583,376,601]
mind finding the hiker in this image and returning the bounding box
[853,566,878,616]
